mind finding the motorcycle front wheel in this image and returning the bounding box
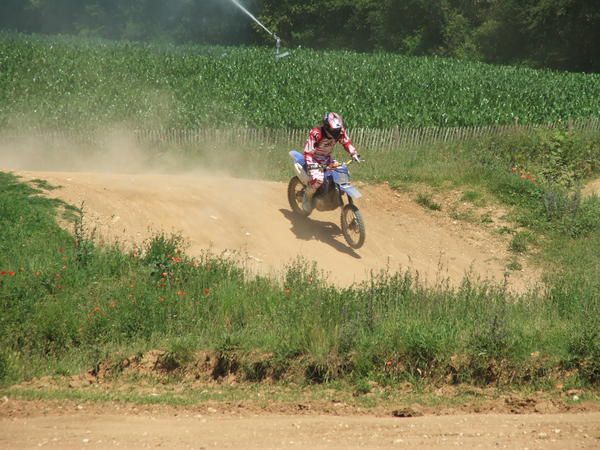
[341,204,366,249]
[287,176,309,216]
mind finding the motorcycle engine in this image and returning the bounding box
[314,187,341,211]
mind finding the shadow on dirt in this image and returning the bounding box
[279,209,360,259]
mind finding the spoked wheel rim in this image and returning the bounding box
[341,204,365,249]
[287,176,309,216]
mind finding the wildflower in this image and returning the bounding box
[176,291,186,298]
[171,256,182,264]
[284,288,291,296]
[109,300,117,309]
[8,271,15,277]
[203,288,210,297]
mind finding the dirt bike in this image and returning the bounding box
[287,150,366,249]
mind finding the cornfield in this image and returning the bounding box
[1,32,599,130]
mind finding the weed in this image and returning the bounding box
[543,186,581,221]
[0,353,8,383]
[416,192,442,211]
[450,206,476,222]
[73,203,96,268]
[495,226,514,235]
[566,325,600,385]
[461,190,485,206]
[468,316,512,384]
[160,339,195,371]
[509,232,533,253]
[506,257,522,272]
[142,233,186,279]
[31,179,60,191]
[480,212,493,224]
[353,378,372,396]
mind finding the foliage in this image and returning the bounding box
[0,33,599,131]
[0,0,597,72]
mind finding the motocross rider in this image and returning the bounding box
[303,112,361,213]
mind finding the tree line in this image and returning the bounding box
[1,0,598,72]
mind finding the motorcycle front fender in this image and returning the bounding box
[339,184,362,199]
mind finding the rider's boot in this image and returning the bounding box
[302,187,315,214]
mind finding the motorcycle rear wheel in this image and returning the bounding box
[341,204,366,249]
[287,176,309,216]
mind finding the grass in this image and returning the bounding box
[5,381,597,412]
[1,126,599,394]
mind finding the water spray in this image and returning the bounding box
[229,0,290,59]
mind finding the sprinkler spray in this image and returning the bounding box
[229,0,290,59]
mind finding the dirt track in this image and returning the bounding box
[1,401,599,449]
[13,169,538,290]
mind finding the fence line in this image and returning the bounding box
[2,118,599,151]
[135,118,600,150]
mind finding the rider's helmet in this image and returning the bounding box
[323,112,344,140]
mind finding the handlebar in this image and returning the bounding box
[308,159,363,171]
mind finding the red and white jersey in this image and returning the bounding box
[304,127,357,165]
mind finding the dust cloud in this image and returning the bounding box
[1,129,176,174]
[0,127,265,181]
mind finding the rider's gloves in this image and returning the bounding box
[352,153,362,164]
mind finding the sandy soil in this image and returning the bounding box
[1,399,599,449]
[13,169,538,290]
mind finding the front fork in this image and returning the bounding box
[338,189,353,207]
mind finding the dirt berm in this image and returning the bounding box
[13,168,538,290]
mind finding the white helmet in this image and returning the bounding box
[323,112,344,140]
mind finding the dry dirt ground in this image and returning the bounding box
[13,169,539,291]
[1,398,599,450]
